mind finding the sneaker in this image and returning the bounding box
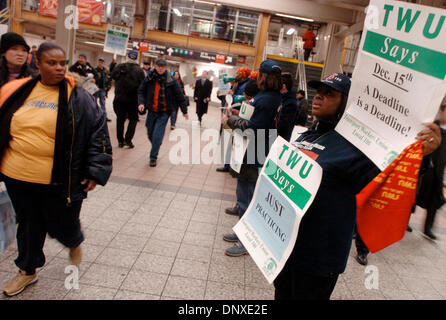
[2,270,38,297]
[69,245,82,266]
[224,205,238,216]
[223,232,238,242]
[225,241,248,257]
[125,142,135,149]
[149,160,157,167]
[355,253,368,266]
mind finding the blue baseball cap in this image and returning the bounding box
[308,73,351,96]
[259,59,282,75]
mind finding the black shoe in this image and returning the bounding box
[355,253,368,266]
[225,205,238,216]
[423,229,437,240]
[107,118,112,122]
[406,224,413,232]
[118,142,124,148]
[216,167,229,172]
[125,142,134,149]
[149,160,157,167]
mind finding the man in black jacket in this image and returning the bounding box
[194,70,213,125]
[69,54,97,80]
[94,57,112,122]
[138,59,188,167]
[111,61,145,149]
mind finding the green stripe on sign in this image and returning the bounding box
[265,159,312,210]
[362,30,446,80]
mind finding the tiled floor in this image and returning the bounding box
[1,89,446,300]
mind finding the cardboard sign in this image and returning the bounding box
[238,101,255,121]
[336,0,446,170]
[104,24,130,56]
[233,136,322,283]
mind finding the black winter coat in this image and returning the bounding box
[0,76,113,204]
[111,63,145,105]
[416,121,446,210]
[138,69,188,115]
[277,90,299,141]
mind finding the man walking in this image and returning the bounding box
[138,59,189,167]
[111,58,145,149]
[193,70,213,125]
[69,53,97,79]
[95,57,112,122]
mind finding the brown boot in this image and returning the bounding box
[225,204,239,216]
[69,245,82,266]
[3,270,38,297]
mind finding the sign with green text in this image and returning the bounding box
[233,136,322,284]
[336,0,446,170]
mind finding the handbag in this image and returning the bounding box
[0,183,16,253]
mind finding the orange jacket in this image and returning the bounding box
[302,29,316,50]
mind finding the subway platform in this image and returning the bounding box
[1,91,446,300]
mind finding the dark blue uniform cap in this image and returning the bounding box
[259,59,282,75]
[308,73,351,96]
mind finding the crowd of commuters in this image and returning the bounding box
[0,31,444,301]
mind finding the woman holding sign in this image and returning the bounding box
[273,73,441,300]
[221,59,282,257]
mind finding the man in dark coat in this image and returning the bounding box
[194,70,213,125]
[111,60,145,149]
[138,59,188,167]
[69,54,97,79]
[276,72,299,141]
[416,101,446,240]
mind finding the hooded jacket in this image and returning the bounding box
[0,75,113,205]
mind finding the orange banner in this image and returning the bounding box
[38,0,103,25]
[356,142,423,253]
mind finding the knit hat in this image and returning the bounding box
[0,32,30,54]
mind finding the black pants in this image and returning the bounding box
[274,262,339,300]
[304,48,312,61]
[3,176,84,274]
[425,206,437,233]
[113,100,139,144]
[354,225,369,255]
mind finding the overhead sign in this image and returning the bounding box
[335,0,446,170]
[233,136,323,284]
[143,42,237,66]
[104,24,130,56]
[139,42,149,53]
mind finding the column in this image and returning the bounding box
[56,0,77,67]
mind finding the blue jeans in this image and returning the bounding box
[236,178,256,219]
[96,89,107,116]
[145,112,169,161]
[170,109,178,127]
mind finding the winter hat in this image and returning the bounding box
[0,32,30,54]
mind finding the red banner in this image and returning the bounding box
[78,0,103,26]
[39,0,57,18]
[38,0,103,25]
[356,142,423,253]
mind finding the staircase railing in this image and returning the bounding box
[295,37,308,100]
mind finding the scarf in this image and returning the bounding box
[0,75,69,185]
[153,71,167,110]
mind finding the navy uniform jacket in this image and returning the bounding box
[285,120,380,276]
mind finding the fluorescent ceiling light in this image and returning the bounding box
[173,8,182,16]
[84,41,103,46]
[276,13,314,22]
[286,28,295,35]
[191,0,217,5]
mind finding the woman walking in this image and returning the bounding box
[0,42,112,297]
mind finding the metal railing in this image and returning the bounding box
[295,37,308,100]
